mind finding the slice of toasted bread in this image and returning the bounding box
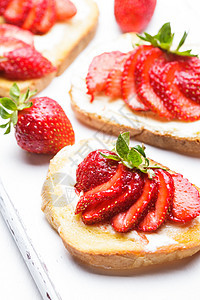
[70,33,200,156]
[0,0,99,97]
[41,139,200,270]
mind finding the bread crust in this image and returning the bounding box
[69,33,200,156]
[0,0,99,96]
[41,140,200,270]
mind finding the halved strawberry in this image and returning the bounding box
[0,24,34,46]
[169,174,200,223]
[0,0,10,15]
[4,0,32,26]
[0,45,56,79]
[139,169,174,232]
[135,48,174,119]
[55,0,77,21]
[121,45,152,111]
[152,61,200,121]
[86,51,124,102]
[105,52,131,99]
[81,170,144,224]
[75,149,119,193]
[176,71,200,104]
[33,0,56,34]
[75,163,125,214]
[112,176,157,232]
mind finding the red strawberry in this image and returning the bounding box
[151,61,200,121]
[33,0,56,34]
[22,0,48,33]
[169,174,200,223]
[0,84,75,154]
[112,175,157,232]
[55,0,77,21]
[0,24,34,46]
[105,52,131,99]
[121,45,152,111]
[81,170,144,224]
[75,149,119,193]
[176,71,200,104]
[135,48,174,119]
[4,0,32,26]
[139,169,174,232]
[0,0,10,15]
[114,0,157,33]
[0,45,56,79]
[86,51,124,102]
[75,163,125,214]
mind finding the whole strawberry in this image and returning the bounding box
[114,0,157,33]
[0,83,75,154]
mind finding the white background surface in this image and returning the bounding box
[1,0,200,299]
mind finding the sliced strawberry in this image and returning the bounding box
[139,169,174,232]
[33,0,56,34]
[0,46,56,79]
[0,36,28,58]
[75,163,125,214]
[152,61,200,121]
[81,171,144,224]
[4,0,32,26]
[135,48,174,119]
[86,51,124,102]
[0,0,11,15]
[176,71,200,104]
[55,0,77,21]
[169,174,200,223]
[121,45,152,111]
[105,52,131,99]
[112,176,157,232]
[0,24,34,46]
[75,149,118,193]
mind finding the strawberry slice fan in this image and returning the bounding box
[86,22,200,122]
[75,132,200,233]
[0,0,77,34]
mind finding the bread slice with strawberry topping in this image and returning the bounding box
[42,134,200,270]
[0,0,99,97]
[70,23,200,156]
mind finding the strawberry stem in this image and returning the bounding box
[0,83,37,134]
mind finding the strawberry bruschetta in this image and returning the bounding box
[0,0,99,96]
[70,23,200,156]
[42,133,200,270]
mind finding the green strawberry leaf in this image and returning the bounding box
[0,83,37,134]
[137,22,198,57]
[0,97,17,111]
[127,148,143,167]
[99,152,121,161]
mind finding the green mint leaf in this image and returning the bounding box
[99,152,121,161]
[133,144,146,157]
[9,83,20,103]
[0,107,11,119]
[0,97,17,111]
[116,133,129,159]
[121,132,130,146]
[176,31,188,51]
[127,148,143,167]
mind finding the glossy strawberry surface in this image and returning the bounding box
[15,97,75,154]
[0,24,34,46]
